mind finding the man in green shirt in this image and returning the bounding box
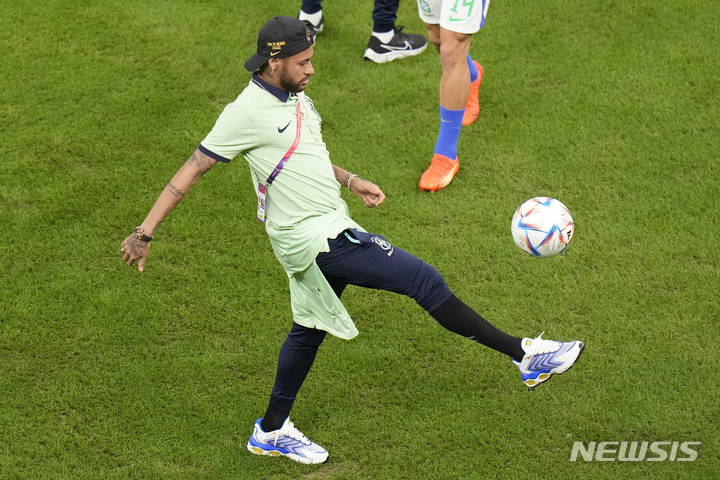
[121,16,584,465]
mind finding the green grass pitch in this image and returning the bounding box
[1,0,718,478]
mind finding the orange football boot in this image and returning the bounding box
[462,62,484,126]
[419,154,459,192]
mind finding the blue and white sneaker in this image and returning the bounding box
[513,333,584,388]
[246,418,328,464]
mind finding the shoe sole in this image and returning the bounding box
[247,442,328,465]
[363,43,427,64]
[419,161,459,192]
[524,342,585,388]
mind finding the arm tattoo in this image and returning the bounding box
[167,182,185,198]
[189,150,213,172]
[332,165,351,188]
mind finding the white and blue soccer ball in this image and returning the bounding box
[511,197,574,257]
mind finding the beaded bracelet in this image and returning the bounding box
[133,226,153,242]
[347,174,359,189]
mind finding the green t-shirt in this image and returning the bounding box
[199,74,362,339]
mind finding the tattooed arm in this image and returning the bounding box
[332,164,354,189]
[121,149,218,271]
[331,164,385,208]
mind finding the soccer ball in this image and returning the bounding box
[511,197,574,257]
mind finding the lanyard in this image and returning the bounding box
[256,98,302,223]
[267,99,302,185]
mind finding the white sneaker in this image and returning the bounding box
[513,333,584,387]
[246,418,328,464]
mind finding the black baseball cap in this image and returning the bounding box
[244,16,313,72]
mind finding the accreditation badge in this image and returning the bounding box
[256,182,267,223]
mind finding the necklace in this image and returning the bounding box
[252,77,322,143]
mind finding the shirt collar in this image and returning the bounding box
[252,72,292,103]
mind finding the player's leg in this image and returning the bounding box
[262,324,329,432]
[298,0,324,38]
[424,21,481,126]
[418,0,487,191]
[299,0,323,15]
[316,230,524,358]
[438,29,472,110]
[364,0,427,63]
[438,27,485,126]
[247,323,331,464]
[418,28,470,192]
[316,229,584,387]
[424,21,441,52]
[444,0,489,126]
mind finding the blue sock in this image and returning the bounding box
[434,106,464,160]
[468,54,478,83]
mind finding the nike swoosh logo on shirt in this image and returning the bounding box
[380,40,411,51]
[278,121,291,133]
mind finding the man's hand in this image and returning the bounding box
[350,178,385,208]
[119,149,217,273]
[121,235,151,272]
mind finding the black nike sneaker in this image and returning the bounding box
[363,26,427,63]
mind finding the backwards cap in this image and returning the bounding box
[244,16,313,72]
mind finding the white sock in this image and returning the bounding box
[299,9,323,27]
[372,30,395,44]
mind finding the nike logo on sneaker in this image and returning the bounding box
[278,121,291,133]
[380,40,411,51]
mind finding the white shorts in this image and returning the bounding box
[416,0,490,35]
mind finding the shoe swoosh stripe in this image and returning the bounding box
[379,41,411,51]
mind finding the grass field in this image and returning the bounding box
[1,0,719,478]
